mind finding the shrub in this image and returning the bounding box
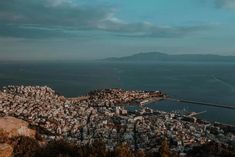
[36,140,80,157]
[10,136,40,157]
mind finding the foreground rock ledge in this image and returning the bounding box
[0,143,13,157]
[0,116,35,138]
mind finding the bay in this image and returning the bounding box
[0,61,234,124]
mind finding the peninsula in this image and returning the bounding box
[0,86,234,156]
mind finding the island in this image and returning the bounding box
[103,52,235,62]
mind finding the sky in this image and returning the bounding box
[0,0,235,60]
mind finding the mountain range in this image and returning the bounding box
[104,52,235,62]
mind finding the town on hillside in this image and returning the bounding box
[0,85,235,156]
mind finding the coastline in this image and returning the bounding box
[0,85,234,155]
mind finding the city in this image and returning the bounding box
[0,86,234,156]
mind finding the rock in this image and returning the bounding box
[0,143,13,157]
[0,116,35,138]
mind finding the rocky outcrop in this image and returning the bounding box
[0,143,13,157]
[0,116,35,138]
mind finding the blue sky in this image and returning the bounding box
[0,0,235,60]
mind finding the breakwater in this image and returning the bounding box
[167,98,235,110]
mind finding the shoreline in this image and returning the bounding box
[0,85,234,154]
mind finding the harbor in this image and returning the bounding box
[0,85,235,156]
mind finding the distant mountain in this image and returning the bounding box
[104,52,235,62]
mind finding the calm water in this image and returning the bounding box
[0,61,234,124]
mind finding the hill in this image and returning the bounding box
[104,52,235,62]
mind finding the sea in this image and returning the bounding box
[0,61,234,125]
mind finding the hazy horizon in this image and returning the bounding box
[1,51,235,62]
[1,0,235,60]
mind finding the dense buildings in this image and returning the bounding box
[0,85,234,155]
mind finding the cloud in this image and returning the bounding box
[44,0,74,7]
[215,0,235,10]
[97,19,209,38]
[0,0,209,39]
[0,24,75,39]
[0,0,111,28]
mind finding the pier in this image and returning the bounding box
[167,98,235,110]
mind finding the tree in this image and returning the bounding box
[159,139,171,157]
[135,149,145,157]
[113,143,134,157]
